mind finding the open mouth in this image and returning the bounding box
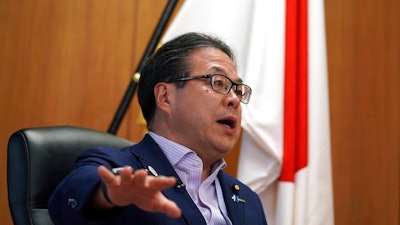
[217,118,236,129]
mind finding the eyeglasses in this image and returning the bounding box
[167,74,252,104]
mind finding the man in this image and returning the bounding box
[48,32,268,225]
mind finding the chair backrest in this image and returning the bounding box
[7,126,134,225]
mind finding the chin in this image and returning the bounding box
[220,142,236,153]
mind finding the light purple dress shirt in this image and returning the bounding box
[149,132,232,225]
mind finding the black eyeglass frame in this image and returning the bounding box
[167,74,252,104]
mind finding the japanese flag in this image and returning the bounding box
[162,0,334,224]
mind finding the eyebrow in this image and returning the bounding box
[210,66,243,83]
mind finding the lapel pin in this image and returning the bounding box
[231,184,245,203]
[232,194,246,203]
[232,184,240,194]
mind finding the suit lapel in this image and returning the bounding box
[218,172,246,225]
[129,135,207,225]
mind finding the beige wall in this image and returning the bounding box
[0,0,398,224]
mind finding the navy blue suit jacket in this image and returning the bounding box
[48,134,268,225]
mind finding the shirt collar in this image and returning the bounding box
[148,132,226,171]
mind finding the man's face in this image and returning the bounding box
[167,47,243,166]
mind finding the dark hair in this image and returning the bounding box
[138,32,236,126]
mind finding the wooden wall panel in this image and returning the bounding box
[325,0,399,224]
[0,1,168,224]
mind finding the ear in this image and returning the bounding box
[154,82,173,115]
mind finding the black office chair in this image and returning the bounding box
[7,126,134,225]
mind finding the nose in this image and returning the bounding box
[225,88,241,108]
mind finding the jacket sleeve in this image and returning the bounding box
[48,147,134,225]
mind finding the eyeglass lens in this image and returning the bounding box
[211,75,251,103]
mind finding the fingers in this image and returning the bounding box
[99,165,177,190]
[129,169,147,184]
[159,198,182,218]
[97,165,182,218]
[98,165,118,185]
[147,175,177,190]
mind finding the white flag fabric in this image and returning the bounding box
[162,0,334,224]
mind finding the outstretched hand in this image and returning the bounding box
[97,165,181,218]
